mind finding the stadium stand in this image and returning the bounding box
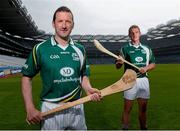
[0,0,42,37]
[0,0,180,66]
[147,35,180,63]
[0,54,25,66]
[0,0,46,77]
[0,54,25,77]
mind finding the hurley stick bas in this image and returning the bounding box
[93,39,140,70]
[41,69,137,117]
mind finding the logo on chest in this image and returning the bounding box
[72,53,80,61]
[50,54,60,59]
[60,67,74,77]
[135,57,143,62]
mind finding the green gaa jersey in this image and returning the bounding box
[22,37,90,103]
[120,42,155,78]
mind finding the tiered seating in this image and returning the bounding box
[81,41,126,64]
[0,54,26,77]
[0,54,25,66]
[81,34,180,64]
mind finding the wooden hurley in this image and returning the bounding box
[93,39,140,70]
[41,69,137,117]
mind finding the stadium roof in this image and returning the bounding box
[71,34,130,43]
[0,0,180,42]
[147,19,180,40]
[70,18,180,42]
[0,0,45,38]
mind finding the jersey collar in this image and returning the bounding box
[50,36,75,46]
[129,42,141,48]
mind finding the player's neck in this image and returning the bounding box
[54,35,69,46]
[131,40,140,46]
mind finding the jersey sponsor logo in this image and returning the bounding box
[54,77,80,84]
[72,53,79,61]
[135,57,143,62]
[50,54,60,59]
[60,67,74,77]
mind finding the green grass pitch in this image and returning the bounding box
[0,64,180,130]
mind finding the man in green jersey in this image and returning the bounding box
[21,6,101,130]
[116,25,156,130]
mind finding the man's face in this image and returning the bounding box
[129,28,141,43]
[52,11,74,39]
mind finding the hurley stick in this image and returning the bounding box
[93,39,140,70]
[41,69,137,117]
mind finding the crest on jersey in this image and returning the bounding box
[60,67,74,77]
[72,53,80,61]
[135,57,143,62]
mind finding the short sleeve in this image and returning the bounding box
[81,48,90,77]
[21,45,40,77]
[149,48,156,64]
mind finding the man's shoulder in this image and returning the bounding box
[74,41,84,47]
[140,43,151,49]
[73,41,85,50]
[122,42,130,48]
[33,38,51,50]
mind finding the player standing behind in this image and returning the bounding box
[115,25,156,130]
[21,6,101,130]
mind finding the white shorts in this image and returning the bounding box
[41,101,87,130]
[124,77,150,100]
